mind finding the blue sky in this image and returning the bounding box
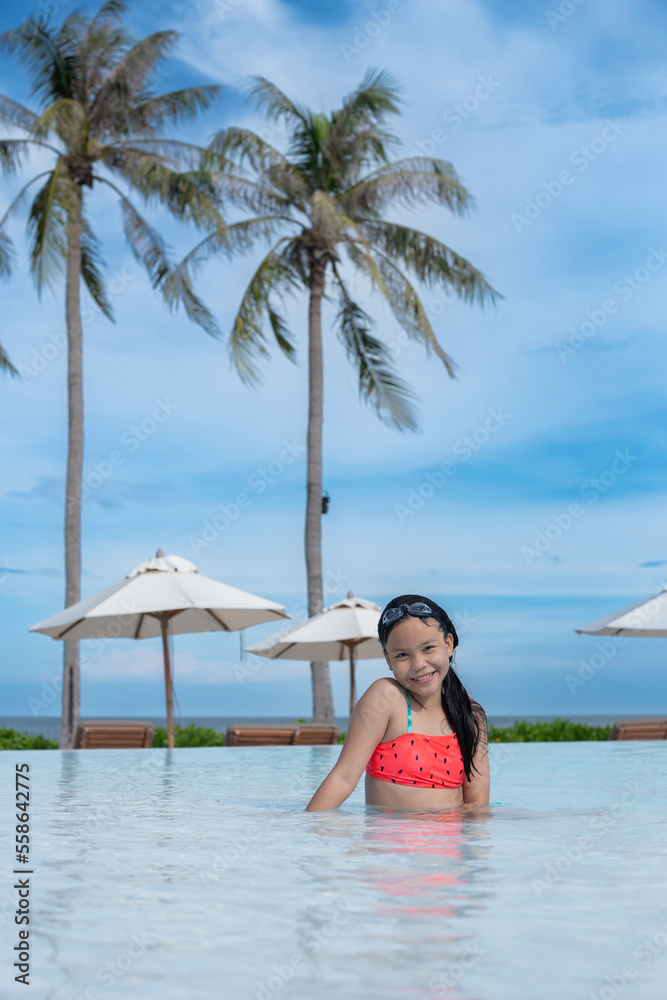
[1,0,667,721]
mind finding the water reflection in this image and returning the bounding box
[293,804,495,1000]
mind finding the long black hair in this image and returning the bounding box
[378,594,485,781]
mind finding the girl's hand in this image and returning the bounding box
[304,678,397,811]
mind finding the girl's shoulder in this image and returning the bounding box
[363,676,405,702]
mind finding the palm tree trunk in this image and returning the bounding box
[306,255,334,723]
[60,189,84,750]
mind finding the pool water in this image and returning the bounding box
[1,742,666,1000]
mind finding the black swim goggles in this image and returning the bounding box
[381,602,436,626]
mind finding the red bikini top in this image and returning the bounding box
[365,685,465,789]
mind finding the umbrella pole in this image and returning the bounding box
[160,615,174,750]
[349,646,356,716]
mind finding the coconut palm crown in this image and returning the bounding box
[0,0,220,349]
[168,70,500,720]
[0,0,221,746]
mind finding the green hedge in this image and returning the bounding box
[337,718,612,744]
[0,727,59,750]
[488,719,611,742]
[151,723,226,747]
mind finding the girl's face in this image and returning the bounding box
[383,615,454,696]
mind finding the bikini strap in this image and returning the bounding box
[402,685,412,733]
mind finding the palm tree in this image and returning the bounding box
[0,0,221,747]
[166,70,500,722]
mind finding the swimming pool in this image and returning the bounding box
[1,742,666,999]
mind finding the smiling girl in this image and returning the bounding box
[305,595,489,811]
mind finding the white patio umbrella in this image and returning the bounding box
[575,586,667,637]
[30,550,290,748]
[245,592,383,714]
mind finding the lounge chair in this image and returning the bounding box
[608,718,667,741]
[74,719,155,749]
[225,723,338,746]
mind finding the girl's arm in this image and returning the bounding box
[305,679,394,811]
[462,704,490,805]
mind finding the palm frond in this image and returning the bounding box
[87,0,127,32]
[172,216,290,278]
[0,170,52,232]
[0,341,18,375]
[90,31,178,130]
[205,128,310,208]
[361,220,501,306]
[27,162,78,293]
[206,127,285,172]
[32,97,86,141]
[372,251,457,375]
[340,68,403,122]
[106,181,171,287]
[341,157,471,217]
[318,69,403,185]
[246,76,308,128]
[111,138,205,170]
[0,94,38,132]
[80,222,113,319]
[333,269,418,432]
[99,175,220,336]
[0,139,34,177]
[212,172,295,217]
[129,86,220,131]
[0,228,17,278]
[267,304,296,360]
[229,244,299,384]
[160,262,220,337]
[100,148,222,231]
[160,217,285,334]
[0,19,71,103]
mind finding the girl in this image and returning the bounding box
[305,595,489,811]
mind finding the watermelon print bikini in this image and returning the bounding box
[365,685,465,789]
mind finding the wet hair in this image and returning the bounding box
[378,594,485,781]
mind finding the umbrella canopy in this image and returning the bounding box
[30,551,290,747]
[575,587,667,637]
[245,592,383,713]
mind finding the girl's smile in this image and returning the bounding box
[411,669,437,684]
